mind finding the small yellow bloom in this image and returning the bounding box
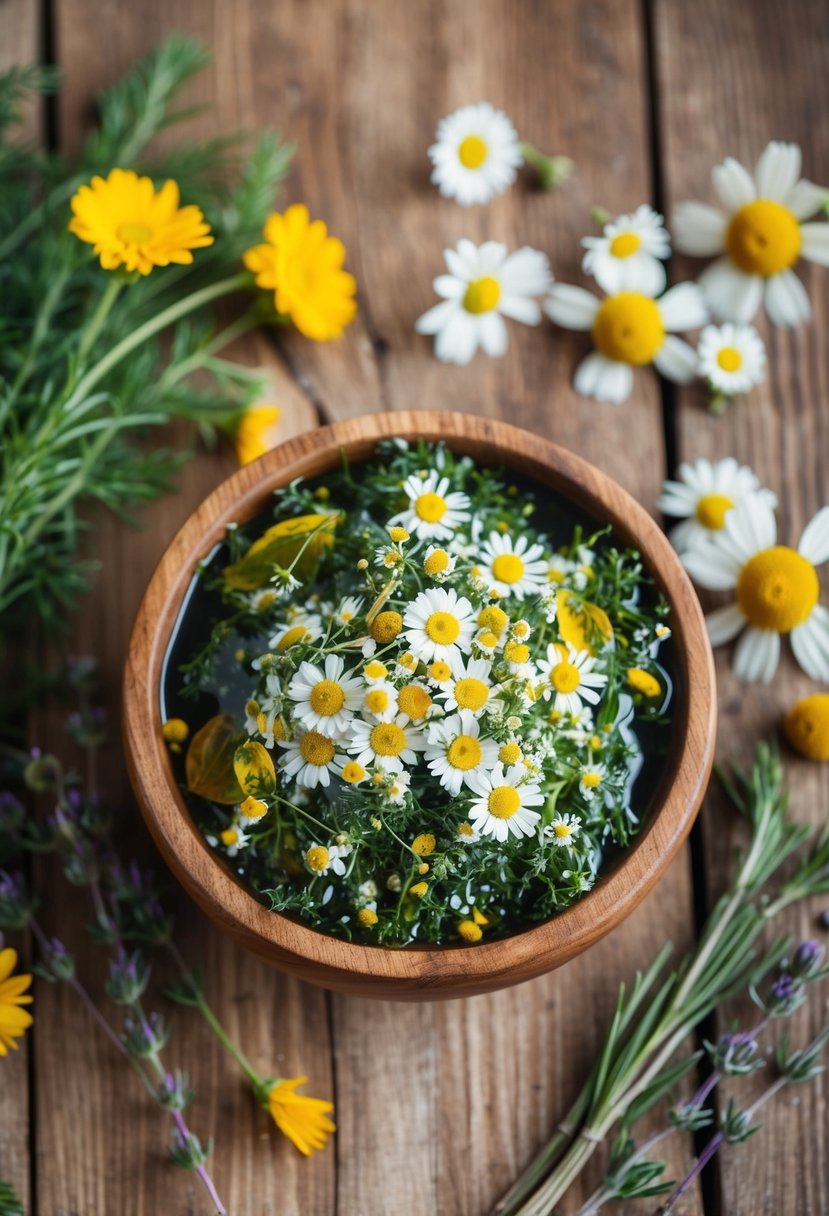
[68,169,213,274]
[784,694,829,761]
[240,795,269,820]
[220,827,239,847]
[409,881,428,898]
[626,668,662,698]
[457,919,483,943]
[243,204,357,341]
[341,761,367,784]
[388,526,410,543]
[370,610,403,643]
[412,832,436,856]
[266,1076,336,1156]
[424,548,450,575]
[306,845,330,872]
[161,718,189,752]
[235,405,282,466]
[0,948,33,1055]
[358,907,378,927]
[472,906,489,926]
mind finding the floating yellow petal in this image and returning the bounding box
[784,694,829,761]
[233,741,277,796]
[185,713,245,805]
[244,203,357,341]
[626,668,662,698]
[0,947,33,1056]
[556,590,614,655]
[267,1076,336,1156]
[68,169,213,275]
[223,513,340,591]
[235,405,282,467]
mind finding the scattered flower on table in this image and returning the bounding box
[68,168,214,274]
[697,323,766,412]
[545,280,707,404]
[243,203,357,341]
[682,497,829,683]
[0,946,33,1056]
[263,1075,336,1156]
[673,140,829,327]
[582,204,671,295]
[415,239,552,364]
[783,694,829,761]
[235,405,282,466]
[657,456,777,555]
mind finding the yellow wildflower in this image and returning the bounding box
[784,694,829,761]
[626,668,662,698]
[266,1076,336,1156]
[358,907,378,927]
[411,833,436,856]
[235,405,282,466]
[409,881,428,898]
[0,948,33,1055]
[457,920,482,943]
[161,718,189,753]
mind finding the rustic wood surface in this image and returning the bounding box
[0,0,826,1212]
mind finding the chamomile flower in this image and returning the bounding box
[436,657,495,716]
[657,457,777,555]
[389,470,472,541]
[396,682,434,723]
[416,240,552,365]
[270,615,323,653]
[697,323,766,410]
[423,545,457,580]
[363,660,390,684]
[333,596,364,628]
[545,813,582,847]
[582,205,670,295]
[428,102,522,206]
[673,141,829,327]
[682,498,829,682]
[546,281,707,404]
[280,729,345,789]
[220,825,250,857]
[424,710,499,795]
[386,771,412,805]
[579,765,606,800]
[478,532,548,599]
[305,842,352,877]
[347,715,425,773]
[359,680,399,722]
[465,763,544,842]
[287,655,364,738]
[403,587,476,664]
[542,643,608,714]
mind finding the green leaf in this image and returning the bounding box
[222,513,340,591]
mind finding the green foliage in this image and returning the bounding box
[0,1181,23,1216]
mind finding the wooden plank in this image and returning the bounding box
[655,1,829,1212]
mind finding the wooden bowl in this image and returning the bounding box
[123,410,716,1000]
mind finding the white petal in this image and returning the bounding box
[653,335,699,384]
[798,506,829,565]
[445,244,473,279]
[434,311,478,364]
[545,284,600,330]
[682,546,741,590]
[620,252,667,296]
[785,179,828,221]
[764,270,811,328]
[725,497,777,554]
[672,202,727,256]
[415,299,458,335]
[658,282,708,331]
[733,628,780,683]
[699,258,763,322]
[754,141,801,202]
[478,311,509,358]
[668,519,699,552]
[712,157,756,210]
[433,274,465,299]
[791,608,829,681]
[477,241,509,274]
[706,602,747,646]
[573,353,632,404]
[799,223,829,267]
[499,247,553,295]
[499,294,541,324]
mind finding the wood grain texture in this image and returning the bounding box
[656,1,829,1211]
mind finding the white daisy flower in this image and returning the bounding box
[578,765,605,800]
[673,141,829,327]
[436,657,495,716]
[280,729,344,789]
[388,470,471,541]
[422,545,458,580]
[424,710,499,796]
[332,596,364,628]
[428,102,522,206]
[269,614,323,653]
[582,204,670,296]
[682,498,829,682]
[359,680,399,722]
[697,323,766,400]
[385,770,412,805]
[478,531,548,599]
[304,842,353,877]
[362,659,390,684]
[544,813,582,847]
[657,457,778,555]
[416,239,552,365]
[465,763,544,843]
[287,654,364,738]
[542,643,608,714]
[347,715,425,773]
[545,281,707,404]
[219,825,250,857]
[403,586,476,664]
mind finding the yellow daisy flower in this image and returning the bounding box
[243,204,357,341]
[0,947,34,1056]
[267,1075,336,1155]
[68,168,214,275]
[235,405,282,466]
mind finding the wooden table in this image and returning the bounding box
[2,1,828,1212]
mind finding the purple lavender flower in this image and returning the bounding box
[792,939,825,979]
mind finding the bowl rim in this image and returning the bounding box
[123,409,716,996]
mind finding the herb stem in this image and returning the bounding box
[76,276,125,364]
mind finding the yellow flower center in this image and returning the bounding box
[161,718,189,744]
[415,492,448,522]
[458,134,488,168]
[784,694,829,761]
[299,731,336,766]
[370,723,407,757]
[398,653,417,671]
[309,679,346,715]
[429,660,453,682]
[447,735,482,770]
[425,611,461,644]
[582,772,602,789]
[463,276,501,314]
[240,795,268,820]
[499,742,522,764]
[365,689,390,714]
[716,346,743,372]
[550,660,581,693]
[609,231,642,259]
[277,625,311,651]
[398,685,432,719]
[341,761,366,783]
[364,660,388,680]
[388,526,410,542]
[504,641,530,663]
[491,554,525,585]
[478,604,508,634]
[725,199,801,277]
[553,822,573,838]
[695,493,735,531]
[458,919,483,942]
[627,668,662,697]
[454,678,490,711]
[220,828,238,847]
[409,881,429,898]
[592,292,665,365]
[512,621,530,639]
[737,545,819,632]
[358,907,378,926]
[371,610,403,643]
[487,785,521,819]
[412,833,436,856]
[306,845,330,871]
[424,549,450,574]
[117,220,153,244]
[477,630,500,649]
